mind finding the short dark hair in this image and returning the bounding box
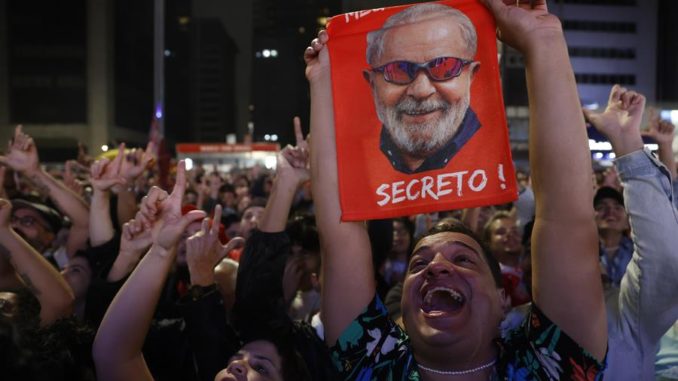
[4,287,41,331]
[481,210,514,243]
[0,288,96,381]
[219,183,236,195]
[286,218,320,253]
[11,197,64,234]
[594,186,624,207]
[240,329,311,381]
[412,218,503,288]
[366,3,477,66]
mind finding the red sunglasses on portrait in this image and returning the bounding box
[371,56,474,85]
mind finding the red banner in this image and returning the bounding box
[327,0,517,221]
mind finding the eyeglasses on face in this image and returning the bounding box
[371,56,473,85]
[10,215,48,230]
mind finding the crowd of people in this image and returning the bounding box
[1,0,677,380]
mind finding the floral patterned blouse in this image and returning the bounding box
[329,296,605,381]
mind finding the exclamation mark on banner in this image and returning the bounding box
[498,164,506,190]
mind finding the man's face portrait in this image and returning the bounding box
[327,1,514,219]
[364,4,480,174]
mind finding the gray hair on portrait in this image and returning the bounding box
[366,3,478,66]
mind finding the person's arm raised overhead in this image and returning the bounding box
[183,207,243,381]
[89,147,127,247]
[186,204,244,288]
[0,198,74,325]
[234,117,313,312]
[642,108,677,179]
[0,125,91,256]
[93,161,206,381]
[484,0,606,360]
[259,116,310,233]
[62,160,85,197]
[115,142,155,228]
[584,85,645,157]
[586,86,678,350]
[106,215,152,283]
[305,31,375,345]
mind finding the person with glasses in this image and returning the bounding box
[10,198,64,258]
[1,125,91,266]
[0,198,74,326]
[362,3,481,174]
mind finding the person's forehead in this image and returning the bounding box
[244,206,264,216]
[69,256,91,269]
[13,207,50,225]
[596,198,622,207]
[492,217,517,229]
[13,206,40,217]
[241,340,281,367]
[413,231,483,255]
[393,220,408,230]
[380,17,469,64]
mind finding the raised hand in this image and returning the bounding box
[92,166,201,381]
[643,107,677,177]
[0,125,40,175]
[584,85,646,156]
[120,215,153,256]
[90,144,128,192]
[149,161,206,252]
[643,108,675,146]
[277,117,310,186]
[282,255,306,304]
[186,204,244,286]
[120,142,155,183]
[63,160,85,196]
[482,0,563,54]
[1,127,90,256]
[107,215,154,282]
[304,29,330,83]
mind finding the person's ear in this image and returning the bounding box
[470,61,480,79]
[362,69,374,86]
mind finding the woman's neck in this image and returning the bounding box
[494,251,520,268]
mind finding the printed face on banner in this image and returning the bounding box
[328,1,517,221]
[364,7,479,174]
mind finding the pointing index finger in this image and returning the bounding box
[293,117,304,146]
[112,143,126,174]
[211,204,222,236]
[171,160,187,199]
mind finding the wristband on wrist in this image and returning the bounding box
[188,283,217,301]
